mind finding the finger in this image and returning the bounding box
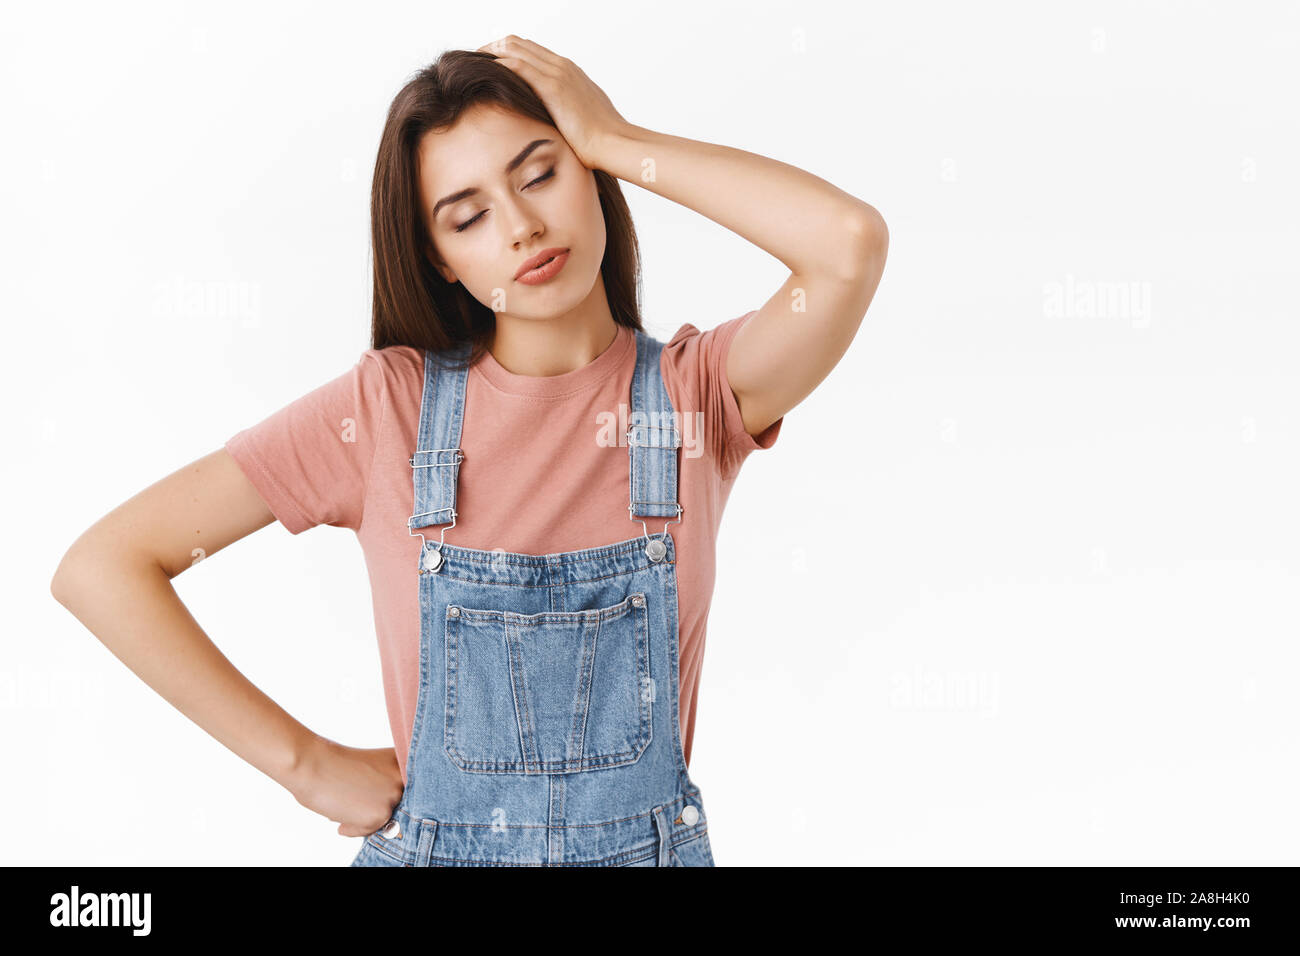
[483,35,558,72]
[501,35,563,66]
[491,53,544,85]
[479,36,522,59]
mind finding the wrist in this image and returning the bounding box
[278,728,326,798]
[591,121,642,172]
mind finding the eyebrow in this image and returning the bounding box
[431,138,554,221]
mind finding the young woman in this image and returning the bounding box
[50,37,888,866]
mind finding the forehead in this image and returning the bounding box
[418,104,553,193]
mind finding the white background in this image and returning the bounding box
[5,0,1297,865]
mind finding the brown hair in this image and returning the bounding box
[369,50,644,369]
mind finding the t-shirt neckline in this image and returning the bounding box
[471,322,634,398]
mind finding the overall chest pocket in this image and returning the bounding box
[443,592,653,774]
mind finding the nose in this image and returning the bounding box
[505,200,544,247]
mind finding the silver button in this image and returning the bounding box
[645,538,667,561]
[680,805,700,826]
[631,594,645,608]
[448,606,460,617]
[381,818,402,839]
[422,547,444,572]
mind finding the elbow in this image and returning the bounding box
[50,539,103,611]
[835,205,889,283]
[847,204,889,258]
[50,548,83,609]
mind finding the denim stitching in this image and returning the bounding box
[430,560,673,590]
[424,829,706,867]
[364,833,412,865]
[443,598,653,773]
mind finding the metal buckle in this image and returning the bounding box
[409,449,465,467]
[625,424,681,449]
[407,448,463,572]
[409,511,457,572]
[629,502,683,556]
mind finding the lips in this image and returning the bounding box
[515,247,569,280]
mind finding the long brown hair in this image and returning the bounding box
[369,50,644,369]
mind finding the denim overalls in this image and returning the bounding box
[350,328,715,867]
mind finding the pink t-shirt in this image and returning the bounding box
[225,311,781,780]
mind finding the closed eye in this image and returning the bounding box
[453,167,555,233]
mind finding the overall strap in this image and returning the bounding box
[408,330,683,570]
[627,329,683,553]
[408,344,471,570]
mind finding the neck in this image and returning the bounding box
[487,282,619,377]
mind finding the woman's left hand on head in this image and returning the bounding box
[476,35,630,170]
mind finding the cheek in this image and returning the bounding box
[553,167,594,217]
[566,178,604,242]
[578,174,602,217]
[442,235,494,282]
[580,183,607,255]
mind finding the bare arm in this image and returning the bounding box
[49,448,402,837]
[593,124,887,438]
[475,37,887,439]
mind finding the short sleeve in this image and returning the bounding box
[224,350,390,534]
[661,310,783,480]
